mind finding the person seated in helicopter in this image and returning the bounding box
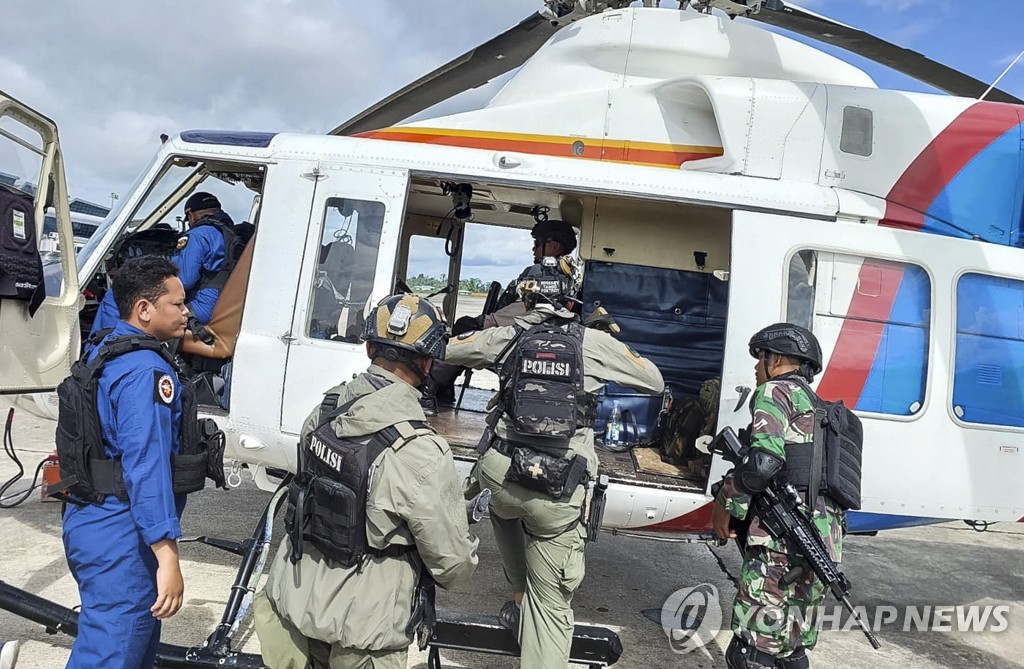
[88,192,242,344]
[421,219,578,414]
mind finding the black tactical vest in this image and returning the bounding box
[0,184,44,315]
[498,320,596,441]
[285,392,431,567]
[50,334,226,505]
[777,378,863,511]
[193,215,241,291]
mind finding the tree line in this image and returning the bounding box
[407,273,489,294]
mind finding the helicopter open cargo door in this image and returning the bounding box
[0,92,81,393]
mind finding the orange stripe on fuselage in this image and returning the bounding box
[356,127,724,169]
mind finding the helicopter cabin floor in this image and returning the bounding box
[427,385,707,494]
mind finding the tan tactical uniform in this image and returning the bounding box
[446,308,664,669]
[254,365,480,669]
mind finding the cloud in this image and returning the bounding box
[994,50,1024,68]
[0,0,538,204]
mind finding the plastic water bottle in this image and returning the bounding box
[606,400,623,446]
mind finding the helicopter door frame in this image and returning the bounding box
[279,164,410,434]
[714,210,1022,520]
[0,93,81,393]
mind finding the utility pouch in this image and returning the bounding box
[505,447,588,499]
[170,453,207,495]
[199,418,227,489]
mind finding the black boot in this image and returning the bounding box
[436,382,456,407]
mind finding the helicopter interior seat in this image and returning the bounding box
[580,260,727,447]
[179,234,256,362]
[309,235,356,340]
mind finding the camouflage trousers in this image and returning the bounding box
[731,546,826,658]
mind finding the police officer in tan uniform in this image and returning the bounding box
[446,257,664,669]
[422,219,580,415]
[254,294,479,669]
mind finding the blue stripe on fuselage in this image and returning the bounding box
[857,265,930,414]
[921,124,1023,245]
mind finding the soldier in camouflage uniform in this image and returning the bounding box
[447,257,664,669]
[712,323,842,669]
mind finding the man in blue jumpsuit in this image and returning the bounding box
[63,255,191,668]
[89,191,235,336]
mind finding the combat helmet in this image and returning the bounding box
[748,322,823,376]
[362,293,449,363]
[531,219,577,254]
[516,255,582,308]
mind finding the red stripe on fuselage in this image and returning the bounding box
[881,102,1021,231]
[816,260,905,406]
[642,501,714,533]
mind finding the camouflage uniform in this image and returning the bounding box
[716,376,844,660]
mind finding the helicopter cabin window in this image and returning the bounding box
[307,197,385,342]
[953,273,1024,428]
[787,250,930,416]
[840,106,873,157]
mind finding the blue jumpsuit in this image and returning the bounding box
[90,212,232,335]
[63,320,186,669]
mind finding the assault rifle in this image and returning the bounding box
[709,427,881,649]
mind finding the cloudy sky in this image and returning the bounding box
[2,1,1021,284]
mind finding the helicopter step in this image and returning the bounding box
[425,610,623,668]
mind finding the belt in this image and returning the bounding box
[490,438,514,457]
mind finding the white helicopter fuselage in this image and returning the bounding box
[2,8,1022,536]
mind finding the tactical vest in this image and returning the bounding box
[0,184,44,315]
[193,215,241,291]
[776,378,863,511]
[498,320,596,441]
[285,391,432,567]
[50,334,227,505]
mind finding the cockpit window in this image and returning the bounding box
[0,115,44,198]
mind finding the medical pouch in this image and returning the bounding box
[504,445,588,499]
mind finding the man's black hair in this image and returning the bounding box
[112,256,180,319]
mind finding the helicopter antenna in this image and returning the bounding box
[980,48,1024,101]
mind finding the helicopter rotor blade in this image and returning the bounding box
[330,11,561,136]
[747,1,1022,104]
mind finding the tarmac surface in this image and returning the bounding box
[1,392,1022,668]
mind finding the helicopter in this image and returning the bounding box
[0,0,1022,664]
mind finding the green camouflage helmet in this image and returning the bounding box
[361,293,449,360]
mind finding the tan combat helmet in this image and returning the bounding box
[362,293,450,362]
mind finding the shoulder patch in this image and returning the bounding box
[153,371,176,404]
[456,331,477,341]
[176,235,189,250]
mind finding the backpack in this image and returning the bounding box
[661,378,720,465]
[53,335,178,503]
[51,334,224,504]
[498,321,591,440]
[787,378,864,511]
